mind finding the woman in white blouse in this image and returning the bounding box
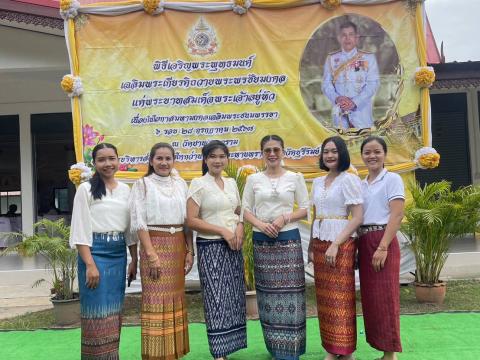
[129,142,193,360]
[242,135,309,360]
[186,140,246,360]
[308,136,363,360]
[358,136,404,360]
[69,143,138,360]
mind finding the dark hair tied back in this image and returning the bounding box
[201,140,229,175]
[360,136,387,154]
[89,143,118,200]
[260,135,284,151]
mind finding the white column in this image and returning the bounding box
[19,112,34,236]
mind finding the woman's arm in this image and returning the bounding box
[127,244,138,284]
[77,245,99,289]
[372,199,404,272]
[307,205,316,263]
[243,209,279,238]
[184,227,194,274]
[137,230,161,279]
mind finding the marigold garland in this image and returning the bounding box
[59,0,80,20]
[237,164,258,178]
[143,0,164,15]
[415,66,435,88]
[68,162,93,186]
[321,0,341,10]
[414,147,440,169]
[60,74,83,97]
[232,0,251,15]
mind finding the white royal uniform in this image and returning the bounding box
[322,48,380,129]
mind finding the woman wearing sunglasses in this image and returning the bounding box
[242,135,309,360]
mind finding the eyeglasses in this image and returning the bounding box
[263,147,282,155]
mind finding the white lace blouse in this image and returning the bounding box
[242,171,309,232]
[187,173,241,239]
[311,172,363,241]
[69,181,135,248]
[129,173,188,231]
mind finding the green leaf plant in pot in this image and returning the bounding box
[2,218,80,325]
[224,162,258,317]
[401,180,480,304]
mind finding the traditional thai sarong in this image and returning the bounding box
[140,229,189,360]
[358,229,402,353]
[253,229,306,360]
[312,238,356,356]
[78,232,127,360]
[196,237,247,358]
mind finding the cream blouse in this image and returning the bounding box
[311,172,363,241]
[69,181,135,248]
[129,173,188,231]
[242,171,309,232]
[187,173,241,239]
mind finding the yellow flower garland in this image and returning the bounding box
[68,169,82,186]
[415,66,435,88]
[60,0,72,11]
[60,75,74,93]
[322,0,341,10]
[143,0,160,14]
[234,0,247,7]
[418,153,440,169]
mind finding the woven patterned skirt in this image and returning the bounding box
[140,230,190,360]
[358,230,402,352]
[78,232,127,360]
[253,229,306,360]
[196,237,247,358]
[312,238,356,356]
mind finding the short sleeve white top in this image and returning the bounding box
[362,168,405,225]
[69,181,135,248]
[311,172,363,241]
[241,171,309,232]
[129,173,188,231]
[187,173,241,239]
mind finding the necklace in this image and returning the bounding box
[264,171,284,198]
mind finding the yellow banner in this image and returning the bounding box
[72,1,424,179]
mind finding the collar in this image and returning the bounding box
[150,173,172,183]
[341,47,358,58]
[363,168,388,185]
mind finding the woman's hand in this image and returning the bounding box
[271,215,286,232]
[234,224,244,250]
[372,247,388,272]
[307,241,314,263]
[86,263,100,289]
[222,229,237,250]
[147,253,161,280]
[127,259,138,283]
[325,242,339,267]
[258,222,278,238]
[184,252,194,275]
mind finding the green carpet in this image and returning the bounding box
[1,313,479,359]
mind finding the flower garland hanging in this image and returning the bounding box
[414,147,440,169]
[143,0,164,15]
[60,74,83,97]
[232,0,252,15]
[415,66,435,88]
[68,162,93,186]
[236,164,259,178]
[321,0,341,10]
[59,0,80,20]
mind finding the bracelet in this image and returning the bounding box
[186,248,195,256]
[377,245,388,252]
[283,213,291,225]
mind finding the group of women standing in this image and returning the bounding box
[69,134,404,360]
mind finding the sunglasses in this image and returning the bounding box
[263,147,282,155]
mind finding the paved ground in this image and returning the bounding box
[1,235,479,321]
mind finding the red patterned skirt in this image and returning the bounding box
[140,230,190,360]
[312,238,356,356]
[357,230,402,352]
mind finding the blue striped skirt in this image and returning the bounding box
[253,229,306,360]
[196,237,247,358]
[78,232,127,360]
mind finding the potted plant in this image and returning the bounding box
[402,180,480,304]
[2,218,79,325]
[225,163,258,317]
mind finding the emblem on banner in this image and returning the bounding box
[187,17,219,57]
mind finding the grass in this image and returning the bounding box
[1,280,479,330]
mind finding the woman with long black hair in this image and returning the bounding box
[69,143,138,359]
[186,140,246,360]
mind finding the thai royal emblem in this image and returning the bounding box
[187,16,219,57]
